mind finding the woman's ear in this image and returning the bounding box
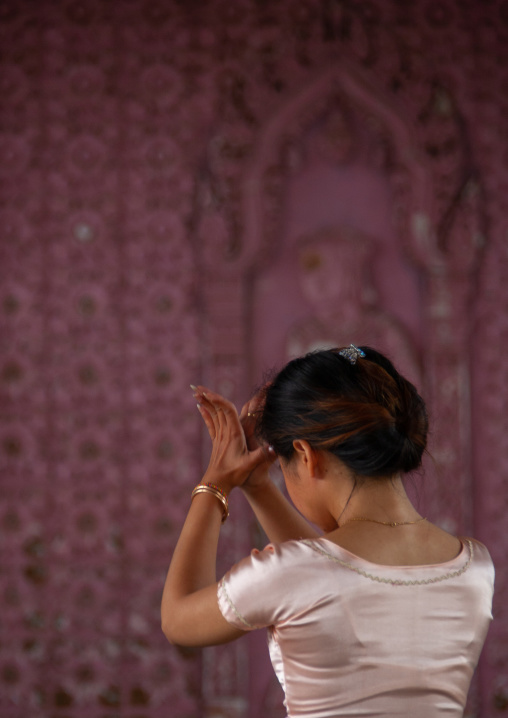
[292,439,319,478]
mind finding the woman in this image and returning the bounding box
[162,345,494,717]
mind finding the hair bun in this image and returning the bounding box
[259,346,428,478]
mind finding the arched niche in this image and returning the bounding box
[239,63,436,272]
[199,61,484,718]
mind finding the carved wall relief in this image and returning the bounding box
[287,227,421,386]
[200,55,487,715]
[0,2,504,717]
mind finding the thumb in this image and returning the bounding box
[248,445,269,469]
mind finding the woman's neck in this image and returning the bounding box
[333,474,421,528]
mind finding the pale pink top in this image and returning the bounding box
[218,537,494,718]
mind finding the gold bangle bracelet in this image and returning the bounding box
[191,484,229,523]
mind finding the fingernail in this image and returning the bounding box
[197,403,203,412]
[190,384,197,390]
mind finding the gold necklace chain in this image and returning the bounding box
[340,516,427,528]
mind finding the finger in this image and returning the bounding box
[200,391,244,437]
[239,406,254,428]
[198,393,220,416]
[196,392,224,431]
[197,387,238,414]
[194,387,245,447]
[241,395,261,420]
[193,388,225,441]
[192,386,218,409]
[197,403,217,440]
[249,390,266,413]
[239,401,249,421]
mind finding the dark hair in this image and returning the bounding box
[258,347,428,478]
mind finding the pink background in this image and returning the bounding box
[0,1,506,716]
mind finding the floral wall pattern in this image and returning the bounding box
[0,1,506,717]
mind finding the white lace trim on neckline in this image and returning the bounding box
[301,538,473,586]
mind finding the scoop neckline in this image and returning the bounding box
[311,536,466,570]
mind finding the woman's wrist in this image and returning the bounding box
[199,473,236,496]
[191,482,229,523]
[240,471,272,497]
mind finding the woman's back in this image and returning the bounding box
[218,537,494,718]
[326,519,463,567]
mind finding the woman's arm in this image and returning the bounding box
[161,385,319,647]
[161,387,266,647]
[161,491,245,646]
[241,476,320,543]
[238,394,320,543]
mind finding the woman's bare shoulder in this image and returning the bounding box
[323,521,463,567]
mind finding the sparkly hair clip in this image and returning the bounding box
[338,344,366,365]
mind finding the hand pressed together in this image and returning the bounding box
[193,387,275,494]
[162,383,319,648]
[238,388,277,491]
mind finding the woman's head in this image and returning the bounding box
[258,346,428,478]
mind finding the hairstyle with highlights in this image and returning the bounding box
[258,347,428,478]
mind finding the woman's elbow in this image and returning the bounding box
[161,611,185,646]
[161,617,176,644]
[161,609,201,647]
[161,588,242,647]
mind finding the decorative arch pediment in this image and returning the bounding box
[204,62,441,275]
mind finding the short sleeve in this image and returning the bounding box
[217,541,307,631]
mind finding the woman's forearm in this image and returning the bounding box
[241,475,320,543]
[163,492,222,602]
[161,490,245,646]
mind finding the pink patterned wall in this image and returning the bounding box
[0,1,506,717]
